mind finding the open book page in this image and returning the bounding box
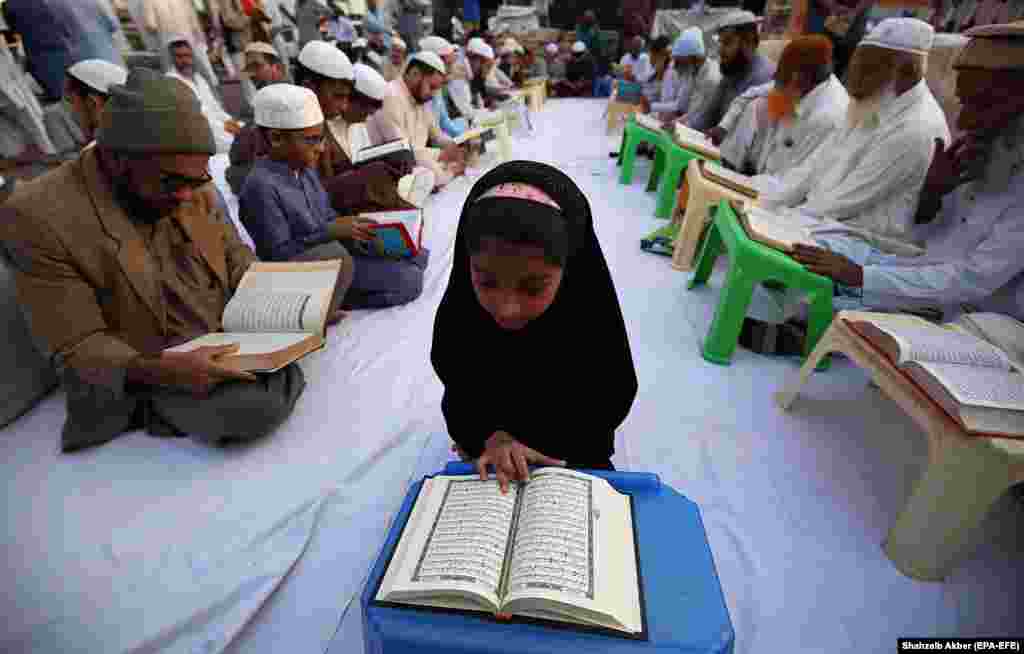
[861,321,1014,371]
[909,362,1024,411]
[221,289,316,333]
[702,161,758,197]
[741,206,818,251]
[503,468,642,634]
[228,262,339,334]
[634,113,663,131]
[376,476,518,611]
[353,137,410,164]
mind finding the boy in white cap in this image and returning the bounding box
[382,37,408,82]
[369,51,467,189]
[553,42,596,97]
[319,63,437,213]
[239,84,429,310]
[758,18,950,250]
[56,59,127,148]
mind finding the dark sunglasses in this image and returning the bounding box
[158,170,213,194]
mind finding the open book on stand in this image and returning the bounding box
[633,113,663,132]
[361,209,424,258]
[734,203,823,252]
[373,467,647,638]
[164,260,341,372]
[673,123,721,160]
[701,161,759,198]
[846,313,1024,438]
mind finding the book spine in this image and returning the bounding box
[496,484,524,605]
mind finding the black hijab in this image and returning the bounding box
[430,161,637,467]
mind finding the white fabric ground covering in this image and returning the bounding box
[2,99,1021,654]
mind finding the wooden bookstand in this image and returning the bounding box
[776,312,1024,581]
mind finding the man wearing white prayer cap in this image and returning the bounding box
[417,36,472,138]
[687,11,775,136]
[319,62,437,213]
[369,51,467,189]
[745,21,1024,371]
[239,83,430,310]
[383,37,409,82]
[757,17,950,251]
[62,59,127,142]
[554,42,596,96]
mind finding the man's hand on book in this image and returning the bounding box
[791,244,864,287]
[705,127,727,147]
[476,431,567,494]
[330,216,376,242]
[133,344,258,397]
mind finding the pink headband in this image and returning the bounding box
[476,183,562,211]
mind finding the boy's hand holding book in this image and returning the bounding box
[477,430,566,494]
[329,215,377,242]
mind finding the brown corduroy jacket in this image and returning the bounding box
[0,147,256,389]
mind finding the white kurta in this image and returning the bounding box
[678,58,723,127]
[369,78,455,188]
[817,116,1024,320]
[721,75,850,177]
[620,52,655,84]
[166,70,234,154]
[649,66,684,115]
[761,80,950,247]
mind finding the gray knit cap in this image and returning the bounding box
[96,68,216,155]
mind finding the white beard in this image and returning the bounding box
[845,84,897,129]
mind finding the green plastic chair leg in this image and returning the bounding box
[655,153,688,219]
[646,145,665,192]
[687,222,721,289]
[804,293,834,371]
[619,130,640,185]
[701,267,757,366]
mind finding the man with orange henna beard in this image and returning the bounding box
[720,35,849,177]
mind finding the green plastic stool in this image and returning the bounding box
[650,141,706,220]
[617,117,669,186]
[687,200,834,369]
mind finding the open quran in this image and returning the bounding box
[373,468,645,637]
[701,161,759,198]
[164,261,340,372]
[847,314,1024,438]
[673,123,721,160]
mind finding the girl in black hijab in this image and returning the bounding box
[431,161,638,492]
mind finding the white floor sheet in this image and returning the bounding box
[2,99,1021,654]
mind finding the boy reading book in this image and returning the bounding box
[239,84,429,310]
[315,62,436,214]
[375,468,645,637]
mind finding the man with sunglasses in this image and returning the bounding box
[0,69,307,452]
[240,83,429,310]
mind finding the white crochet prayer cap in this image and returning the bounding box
[353,63,389,100]
[410,51,447,75]
[859,17,934,56]
[66,59,127,94]
[244,41,279,58]
[298,41,354,80]
[353,37,368,48]
[420,35,455,56]
[572,41,586,53]
[254,83,324,129]
[715,10,763,32]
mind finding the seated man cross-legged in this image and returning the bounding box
[239,84,428,310]
[0,69,306,452]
